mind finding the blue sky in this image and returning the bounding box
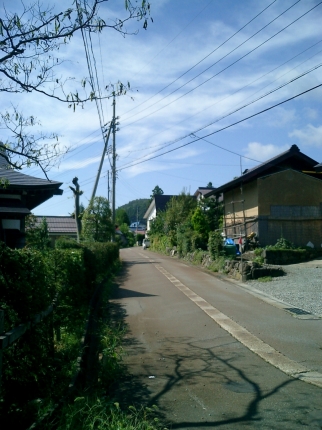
[2,0,322,216]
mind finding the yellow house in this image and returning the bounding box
[205,145,322,248]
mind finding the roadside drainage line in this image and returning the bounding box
[154,263,322,389]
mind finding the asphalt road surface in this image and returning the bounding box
[110,248,322,429]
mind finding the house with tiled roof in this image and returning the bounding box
[205,145,322,248]
[34,216,77,246]
[193,186,216,201]
[0,150,63,248]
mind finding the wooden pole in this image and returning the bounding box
[69,177,83,242]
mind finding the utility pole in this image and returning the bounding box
[69,177,83,242]
[107,169,110,202]
[112,95,116,241]
[90,120,113,203]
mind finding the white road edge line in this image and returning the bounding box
[153,263,322,389]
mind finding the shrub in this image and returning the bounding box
[267,237,295,250]
[0,243,54,329]
[208,231,223,259]
[136,233,145,244]
[0,240,120,426]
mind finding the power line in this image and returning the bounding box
[121,0,278,118]
[118,61,322,170]
[117,83,322,172]
[121,0,307,126]
[130,0,216,81]
[119,38,322,158]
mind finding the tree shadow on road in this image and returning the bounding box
[108,263,321,429]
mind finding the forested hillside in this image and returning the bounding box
[117,198,150,224]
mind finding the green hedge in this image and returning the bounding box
[0,240,119,427]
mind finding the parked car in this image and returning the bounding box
[142,238,150,249]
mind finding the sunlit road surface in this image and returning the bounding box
[110,248,322,429]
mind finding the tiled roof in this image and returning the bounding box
[194,187,216,197]
[0,151,62,188]
[35,216,77,234]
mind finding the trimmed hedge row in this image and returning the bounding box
[1,240,119,331]
[0,240,119,427]
[262,248,322,265]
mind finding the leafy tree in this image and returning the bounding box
[82,196,113,242]
[199,197,223,232]
[207,182,213,188]
[150,185,164,200]
[149,210,166,236]
[118,223,135,247]
[116,198,149,224]
[164,191,197,245]
[25,214,51,250]
[116,208,130,226]
[0,0,151,173]
[191,207,208,238]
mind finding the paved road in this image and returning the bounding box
[111,248,322,429]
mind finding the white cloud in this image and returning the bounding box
[267,107,297,127]
[289,124,322,147]
[55,156,101,172]
[244,142,289,161]
[304,108,318,120]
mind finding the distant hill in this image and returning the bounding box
[117,198,150,224]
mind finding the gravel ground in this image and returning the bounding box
[247,265,322,316]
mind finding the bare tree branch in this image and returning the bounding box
[0,0,152,175]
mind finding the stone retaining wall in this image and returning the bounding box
[224,259,284,281]
[180,250,284,280]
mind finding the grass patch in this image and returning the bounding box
[55,400,165,430]
[257,276,272,282]
[208,256,226,273]
[34,277,166,430]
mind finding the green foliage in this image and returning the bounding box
[266,237,295,250]
[82,196,113,242]
[57,400,163,430]
[118,223,135,247]
[176,221,193,256]
[25,214,51,250]
[99,324,125,387]
[191,206,208,238]
[253,256,264,265]
[149,210,166,236]
[0,241,119,425]
[164,192,197,244]
[150,185,164,200]
[150,234,171,253]
[116,198,150,224]
[136,233,145,243]
[115,208,130,226]
[257,276,272,282]
[208,256,227,273]
[0,243,54,329]
[208,231,224,259]
[197,197,223,232]
[55,237,81,249]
